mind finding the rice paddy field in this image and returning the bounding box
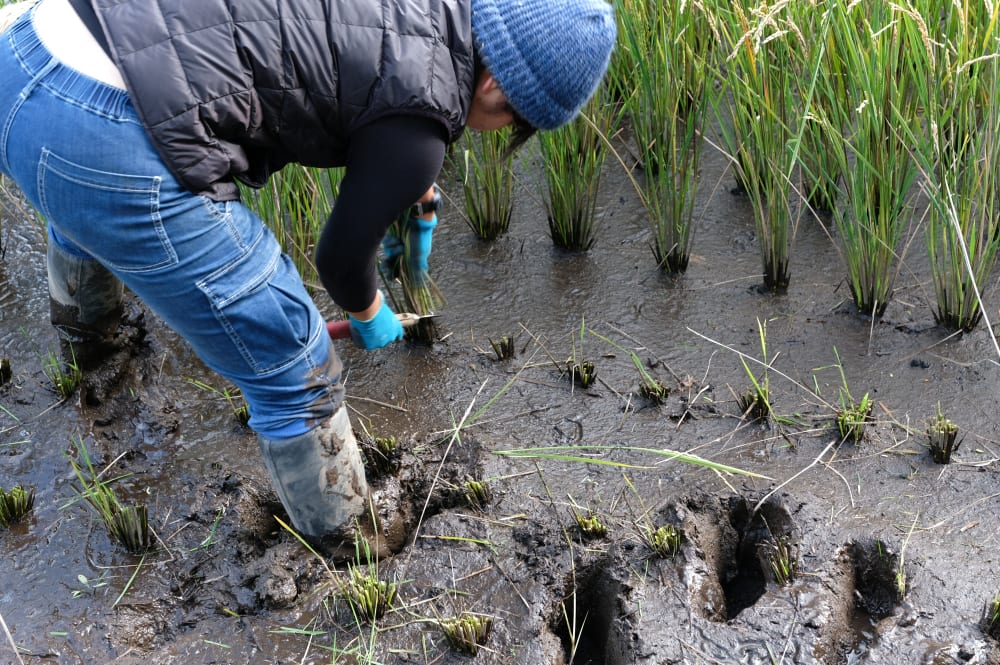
[2,1,1000,663]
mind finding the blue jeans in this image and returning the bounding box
[0,7,342,439]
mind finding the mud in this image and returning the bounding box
[3,138,1000,665]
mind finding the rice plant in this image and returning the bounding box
[621,0,715,273]
[361,433,399,477]
[43,347,81,398]
[488,335,516,361]
[823,1,920,316]
[240,165,344,293]
[714,1,806,291]
[641,524,683,558]
[339,563,398,623]
[0,485,34,527]
[462,478,493,512]
[453,128,516,240]
[793,1,847,214]
[382,212,443,345]
[187,378,250,427]
[926,405,960,464]
[630,353,669,404]
[767,536,797,586]
[902,1,1000,331]
[833,349,874,444]
[65,436,151,554]
[735,318,771,422]
[438,612,493,656]
[574,510,607,539]
[538,87,617,251]
[983,595,1000,640]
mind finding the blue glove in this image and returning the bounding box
[380,214,437,284]
[348,294,404,350]
[381,227,404,274]
[407,214,437,281]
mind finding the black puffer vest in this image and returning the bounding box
[90,0,475,199]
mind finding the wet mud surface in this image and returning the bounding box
[3,142,1000,664]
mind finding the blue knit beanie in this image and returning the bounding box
[471,0,616,131]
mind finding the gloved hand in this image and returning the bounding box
[380,214,438,285]
[348,292,404,350]
[407,214,437,283]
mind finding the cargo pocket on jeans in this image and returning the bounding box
[197,242,317,376]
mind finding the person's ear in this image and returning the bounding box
[479,72,501,94]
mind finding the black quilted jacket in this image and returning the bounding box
[89,0,475,199]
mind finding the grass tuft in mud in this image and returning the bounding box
[566,359,597,389]
[631,354,669,404]
[65,437,151,554]
[641,524,683,559]
[188,379,250,427]
[361,434,399,477]
[573,510,607,540]
[981,595,1000,640]
[452,128,516,241]
[0,484,35,527]
[926,407,960,464]
[439,612,493,656]
[488,335,516,361]
[767,537,797,586]
[339,563,398,623]
[836,393,874,444]
[462,478,493,513]
[43,347,82,398]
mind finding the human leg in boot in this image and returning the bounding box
[47,229,125,368]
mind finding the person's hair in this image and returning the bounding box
[502,110,537,159]
[473,51,537,158]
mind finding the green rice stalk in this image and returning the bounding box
[340,564,397,623]
[187,379,250,427]
[714,1,806,291]
[43,347,81,398]
[361,434,399,476]
[982,595,1000,640]
[768,537,797,586]
[736,317,771,421]
[382,212,444,345]
[462,478,493,512]
[240,165,344,293]
[488,335,516,360]
[794,1,848,213]
[824,2,920,316]
[0,485,34,527]
[642,524,683,558]
[65,437,151,554]
[926,404,960,464]
[630,352,670,403]
[439,613,493,656]
[574,510,607,539]
[903,1,1000,331]
[622,0,715,273]
[453,128,516,240]
[539,88,617,251]
[494,444,770,478]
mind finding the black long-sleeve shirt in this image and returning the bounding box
[315,115,448,313]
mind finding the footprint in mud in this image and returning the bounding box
[686,494,798,622]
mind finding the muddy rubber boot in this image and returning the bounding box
[258,407,399,561]
[47,241,124,368]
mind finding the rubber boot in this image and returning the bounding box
[258,406,390,559]
[47,241,124,367]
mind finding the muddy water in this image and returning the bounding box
[2,138,1000,665]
